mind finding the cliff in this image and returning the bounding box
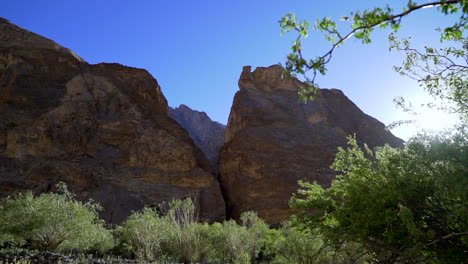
[219,65,404,225]
[0,18,225,223]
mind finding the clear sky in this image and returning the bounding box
[2,0,461,140]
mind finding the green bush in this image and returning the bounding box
[0,182,113,254]
[290,132,468,263]
[116,207,174,262]
[117,198,201,263]
[265,222,368,264]
[165,199,199,264]
[116,204,270,264]
[202,212,268,264]
[269,223,325,264]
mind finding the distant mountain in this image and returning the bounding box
[170,105,226,173]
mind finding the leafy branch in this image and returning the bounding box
[390,34,468,115]
[279,0,466,102]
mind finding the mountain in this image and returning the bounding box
[0,18,225,223]
[219,65,404,225]
[169,104,225,173]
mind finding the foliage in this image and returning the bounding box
[165,198,199,264]
[389,34,467,119]
[116,198,270,264]
[117,199,200,263]
[199,212,268,264]
[240,211,270,261]
[279,0,467,106]
[0,182,113,254]
[268,222,327,264]
[115,207,173,261]
[217,220,253,264]
[262,222,369,264]
[290,132,468,263]
[281,2,467,263]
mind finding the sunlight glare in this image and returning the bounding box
[415,107,458,132]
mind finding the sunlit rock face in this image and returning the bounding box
[0,18,225,223]
[219,65,404,225]
[170,105,226,174]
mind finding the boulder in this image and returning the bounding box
[219,65,404,225]
[0,18,225,223]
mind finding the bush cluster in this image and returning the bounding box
[1,184,355,264]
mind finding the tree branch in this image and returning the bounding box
[285,0,463,90]
[426,231,468,246]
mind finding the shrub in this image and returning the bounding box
[264,222,368,264]
[204,212,268,264]
[240,211,269,262]
[268,222,326,264]
[290,132,468,263]
[116,207,174,262]
[117,198,200,263]
[117,201,270,264]
[165,199,199,264]
[0,182,113,254]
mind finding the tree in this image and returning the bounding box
[290,133,468,263]
[0,182,113,253]
[281,3,467,261]
[279,0,467,116]
[389,32,467,120]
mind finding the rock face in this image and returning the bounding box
[219,65,404,225]
[0,18,225,223]
[169,105,225,173]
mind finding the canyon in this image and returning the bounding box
[0,18,403,224]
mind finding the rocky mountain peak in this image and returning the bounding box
[239,65,301,93]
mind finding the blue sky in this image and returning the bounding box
[2,0,461,140]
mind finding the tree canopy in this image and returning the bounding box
[290,133,468,263]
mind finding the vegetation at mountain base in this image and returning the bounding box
[1,186,370,264]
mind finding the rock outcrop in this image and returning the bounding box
[170,104,225,173]
[0,18,225,223]
[219,65,404,225]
